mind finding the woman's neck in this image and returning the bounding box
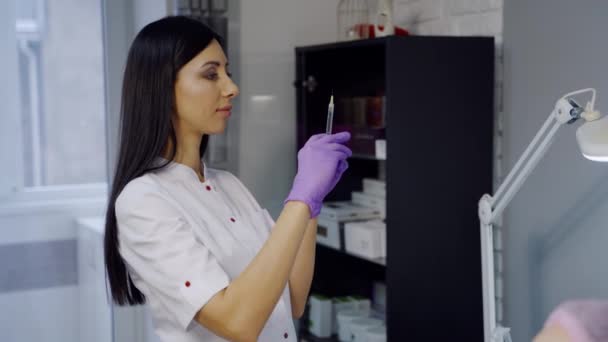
[162,133,205,181]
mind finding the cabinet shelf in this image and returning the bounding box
[317,243,386,267]
[350,153,385,161]
[296,36,495,340]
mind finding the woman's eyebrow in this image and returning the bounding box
[201,61,220,68]
[200,60,229,68]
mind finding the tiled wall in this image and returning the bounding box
[391,0,506,324]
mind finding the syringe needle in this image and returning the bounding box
[326,92,334,134]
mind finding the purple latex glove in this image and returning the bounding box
[285,132,352,217]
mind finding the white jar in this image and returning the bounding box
[337,310,368,341]
[366,326,387,342]
[349,318,383,342]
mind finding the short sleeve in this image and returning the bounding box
[115,178,230,331]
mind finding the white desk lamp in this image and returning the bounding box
[478,88,608,342]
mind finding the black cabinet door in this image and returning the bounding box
[385,36,493,341]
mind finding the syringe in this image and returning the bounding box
[326,93,334,134]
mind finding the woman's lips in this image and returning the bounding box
[217,105,232,117]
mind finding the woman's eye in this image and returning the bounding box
[204,73,219,80]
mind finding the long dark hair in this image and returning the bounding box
[104,16,223,305]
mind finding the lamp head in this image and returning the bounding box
[577,115,608,162]
[553,88,608,162]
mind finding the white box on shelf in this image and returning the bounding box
[320,201,382,222]
[375,139,386,160]
[363,178,386,198]
[344,220,386,259]
[351,191,386,219]
[316,217,343,250]
[372,281,387,314]
[308,294,333,338]
[350,296,372,314]
[332,296,358,335]
[337,310,368,342]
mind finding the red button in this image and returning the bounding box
[205,185,212,191]
[185,281,191,287]
[283,332,288,339]
[230,218,236,222]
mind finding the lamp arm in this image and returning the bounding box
[491,113,558,214]
[478,111,563,342]
[481,86,595,225]
[491,119,562,222]
[477,88,597,342]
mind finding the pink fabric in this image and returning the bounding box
[544,300,608,342]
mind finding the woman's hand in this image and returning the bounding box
[285,132,351,217]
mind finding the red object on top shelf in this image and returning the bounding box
[354,24,410,39]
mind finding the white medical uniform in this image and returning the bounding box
[115,158,297,342]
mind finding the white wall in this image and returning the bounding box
[502,0,608,340]
[236,0,341,217]
[132,0,168,32]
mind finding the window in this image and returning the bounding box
[16,0,107,187]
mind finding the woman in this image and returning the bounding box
[104,16,351,342]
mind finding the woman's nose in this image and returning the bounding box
[224,78,239,99]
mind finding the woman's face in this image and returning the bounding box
[173,39,239,136]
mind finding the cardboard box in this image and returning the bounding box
[316,217,343,250]
[350,127,386,156]
[351,191,386,219]
[344,220,386,259]
[363,178,386,198]
[320,201,382,222]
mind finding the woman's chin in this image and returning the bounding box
[204,126,227,135]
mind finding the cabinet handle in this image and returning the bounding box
[294,75,318,93]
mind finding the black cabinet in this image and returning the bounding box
[295,36,494,341]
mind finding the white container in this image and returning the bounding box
[351,191,386,219]
[320,201,383,222]
[375,139,386,160]
[350,296,371,314]
[363,178,386,198]
[337,310,368,341]
[332,297,358,334]
[344,220,386,259]
[374,0,394,37]
[372,282,387,313]
[366,326,387,342]
[316,217,343,250]
[350,318,384,342]
[308,295,333,338]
